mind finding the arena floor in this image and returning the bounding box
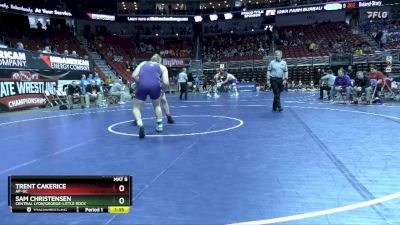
[1,91,400,225]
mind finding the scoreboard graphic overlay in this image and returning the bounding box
[8,176,132,213]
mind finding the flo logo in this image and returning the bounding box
[367,11,388,19]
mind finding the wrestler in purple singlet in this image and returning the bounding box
[135,61,162,101]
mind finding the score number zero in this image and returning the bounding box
[118,185,125,204]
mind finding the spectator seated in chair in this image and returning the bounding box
[289,80,296,90]
[129,81,136,98]
[85,80,104,107]
[67,81,85,109]
[309,80,315,90]
[70,50,79,58]
[368,65,385,98]
[319,69,336,100]
[331,68,352,103]
[352,71,372,104]
[296,80,304,90]
[109,80,126,104]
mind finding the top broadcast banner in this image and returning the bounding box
[275,1,383,15]
[0,0,388,23]
[194,0,386,22]
[0,48,94,73]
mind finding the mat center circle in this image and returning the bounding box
[108,115,244,137]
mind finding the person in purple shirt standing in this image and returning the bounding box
[132,54,169,138]
[331,68,352,102]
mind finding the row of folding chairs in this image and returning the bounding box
[43,90,67,108]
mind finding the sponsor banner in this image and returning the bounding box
[0,48,94,79]
[87,13,115,21]
[324,3,343,11]
[276,5,324,15]
[0,3,72,16]
[41,55,91,71]
[11,70,39,81]
[237,83,256,92]
[241,10,264,18]
[33,8,72,16]
[162,58,190,67]
[265,9,276,16]
[0,94,47,110]
[0,79,58,110]
[127,16,188,22]
[0,69,91,81]
[358,1,383,8]
[0,50,27,68]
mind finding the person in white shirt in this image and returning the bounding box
[109,80,126,104]
[267,50,288,112]
[178,68,188,100]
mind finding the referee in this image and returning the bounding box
[267,50,288,112]
[178,68,188,100]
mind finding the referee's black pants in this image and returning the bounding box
[179,82,188,100]
[271,77,284,110]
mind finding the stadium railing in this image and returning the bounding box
[202,52,399,72]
